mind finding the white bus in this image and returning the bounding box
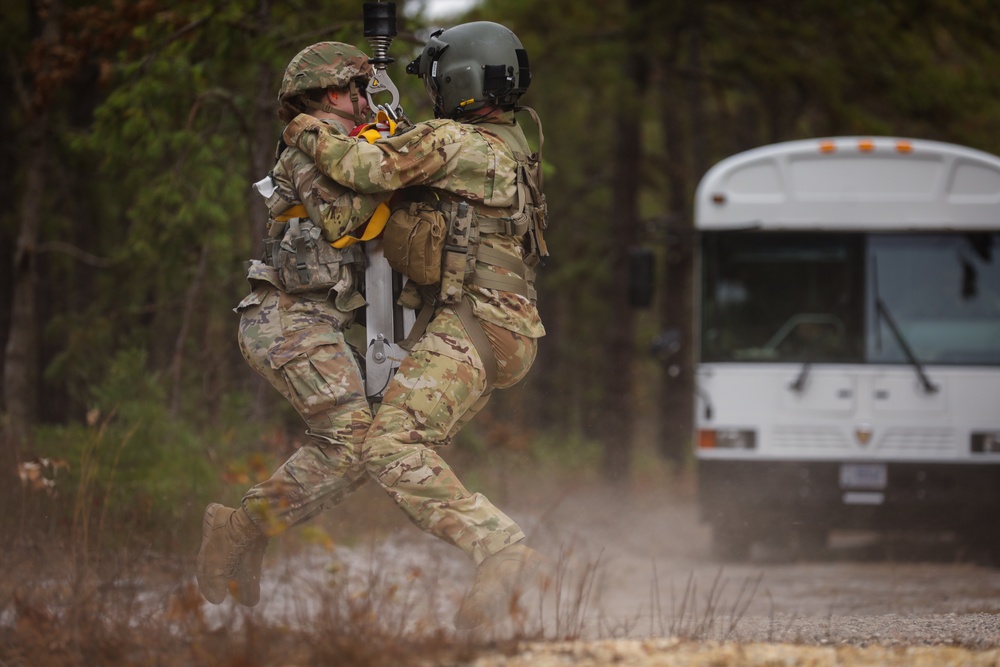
[693,136,1000,560]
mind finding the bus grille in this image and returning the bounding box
[771,425,847,450]
[877,428,955,453]
[768,425,956,453]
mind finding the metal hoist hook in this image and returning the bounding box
[363,2,410,126]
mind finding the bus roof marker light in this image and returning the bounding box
[711,193,727,205]
[858,139,875,152]
[896,140,913,153]
[819,140,837,153]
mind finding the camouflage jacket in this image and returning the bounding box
[268,122,390,243]
[244,121,390,311]
[283,110,545,339]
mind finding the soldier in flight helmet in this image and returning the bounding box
[277,41,374,125]
[406,21,532,119]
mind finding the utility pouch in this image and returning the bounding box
[274,217,345,294]
[382,200,448,285]
[439,201,472,304]
[526,195,550,258]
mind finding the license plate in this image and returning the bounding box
[839,463,888,489]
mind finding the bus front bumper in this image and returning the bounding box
[697,458,1000,531]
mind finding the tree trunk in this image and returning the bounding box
[249,0,275,263]
[170,241,210,417]
[601,120,640,483]
[655,21,709,470]
[656,232,697,467]
[2,116,46,456]
[245,0,277,417]
[600,0,651,484]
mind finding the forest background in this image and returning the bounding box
[3,0,1000,553]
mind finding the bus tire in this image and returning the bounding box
[795,526,828,560]
[710,524,752,562]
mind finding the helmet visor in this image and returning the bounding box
[423,72,437,100]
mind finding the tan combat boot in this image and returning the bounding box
[196,503,268,606]
[453,543,542,629]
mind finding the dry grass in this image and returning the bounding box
[0,540,465,667]
[0,519,764,667]
[4,518,999,667]
[4,437,997,666]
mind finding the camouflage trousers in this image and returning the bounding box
[237,285,536,565]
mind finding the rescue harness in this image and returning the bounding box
[261,109,548,390]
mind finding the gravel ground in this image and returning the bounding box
[467,638,1000,667]
[227,476,1000,662]
[514,479,1000,648]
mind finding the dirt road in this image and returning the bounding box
[523,480,1000,647]
[250,476,1000,650]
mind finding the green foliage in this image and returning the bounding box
[529,431,604,472]
[32,348,252,550]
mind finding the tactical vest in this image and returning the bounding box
[260,196,366,311]
[384,111,549,309]
[384,111,550,385]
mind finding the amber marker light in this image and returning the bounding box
[698,429,717,449]
[819,140,837,153]
[858,138,875,152]
[896,140,913,153]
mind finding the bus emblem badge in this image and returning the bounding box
[854,425,874,446]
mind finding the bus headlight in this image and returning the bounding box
[971,432,1000,453]
[699,428,757,449]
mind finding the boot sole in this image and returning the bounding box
[196,503,228,604]
[233,536,266,607]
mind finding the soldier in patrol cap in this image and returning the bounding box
[196,41,388,607]
[282,21,549,628]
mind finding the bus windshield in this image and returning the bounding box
[701,231,1000,366]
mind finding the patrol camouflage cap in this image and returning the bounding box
[278,42,374,103]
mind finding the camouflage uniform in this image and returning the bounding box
[236,124,385,528]
[283,108,545,564]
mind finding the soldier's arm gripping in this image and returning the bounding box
[272,144,390,245]
[282,115,466,195]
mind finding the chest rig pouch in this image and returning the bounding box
[265,206,364,308]
[255,142,366,306]
[382,190,475,305]
[272,216,336,293]
[382,193,449,286]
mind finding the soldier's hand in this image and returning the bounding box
[282,114,324,150]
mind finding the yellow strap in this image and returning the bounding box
[329,110,397,248]
[273,204,308,222]
[374,110,397,135]
[272,202,388,249]
[352,112,398,145]
[330,202,390,248]
[357,128,383,143]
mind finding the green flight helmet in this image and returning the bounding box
[406,21,531,119]
[278,41,374,105]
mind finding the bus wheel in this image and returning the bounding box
[710,524,752,562]
[963,529,1000,566]
[795,526,828,560]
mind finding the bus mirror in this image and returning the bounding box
[961,258,977,300]
[650,328,682,362]
[628,246,656,308]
